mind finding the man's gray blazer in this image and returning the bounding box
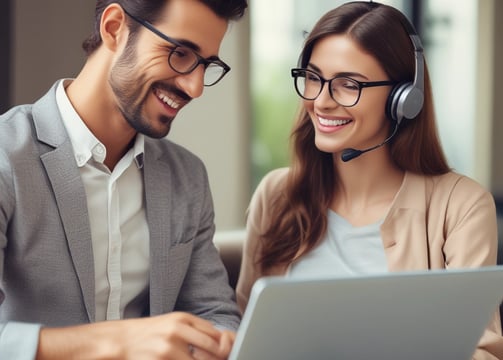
[0,82,240,358]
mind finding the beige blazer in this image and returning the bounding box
[237,167,503,360]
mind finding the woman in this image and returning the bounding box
[236,2,502,359]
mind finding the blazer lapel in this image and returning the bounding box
[143,146,172,316]
[381,172,430,270]
[33,85,96,322]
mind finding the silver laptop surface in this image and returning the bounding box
[229,267,503,360]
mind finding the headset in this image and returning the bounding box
[341,17,426,162]
[385,23,425,125]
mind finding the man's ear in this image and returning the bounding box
[99,3,129,52]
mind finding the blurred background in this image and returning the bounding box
[1,1,502,251]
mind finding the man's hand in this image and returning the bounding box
[37,312,236,360]
[191,329,236,360]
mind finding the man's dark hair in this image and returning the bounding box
[82,0,248,57]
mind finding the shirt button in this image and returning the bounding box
[95,145,105,154]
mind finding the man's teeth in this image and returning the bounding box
[319,117,351,126]
[156,91,181,109]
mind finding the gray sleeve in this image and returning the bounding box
[0,143,42,359]
[0,322,42,360]
[173,164,241,331]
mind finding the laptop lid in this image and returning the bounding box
[229,267,503,360]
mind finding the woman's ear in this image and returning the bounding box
[99,3,129,52]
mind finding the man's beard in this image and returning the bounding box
[109,35,174,139]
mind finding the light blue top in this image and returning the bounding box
[288,210,388,278]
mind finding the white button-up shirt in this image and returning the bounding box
[56,80,150,321]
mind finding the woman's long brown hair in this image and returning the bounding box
[259,2,450,272]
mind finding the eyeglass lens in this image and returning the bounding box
[294,70,360,106]
[169,46,225,86]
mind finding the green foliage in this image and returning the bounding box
[251,64,299,189]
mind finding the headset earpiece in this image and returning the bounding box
[386,81,424,125]
[385,33,425,125]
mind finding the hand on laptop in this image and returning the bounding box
[191,329,236,360]
[37,312,236,359]
[116,312,235,359]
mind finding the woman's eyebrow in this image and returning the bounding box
[307,63,369,80]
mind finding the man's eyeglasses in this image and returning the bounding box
[291,68,397,107]
[123,8,230,86]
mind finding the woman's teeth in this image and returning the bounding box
[318,117,351,126]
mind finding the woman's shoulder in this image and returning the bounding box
[406,171,488,193]
[407,171,494,209]
[256,167,290,193]
[429,171,490,195]
[248,167,289,213]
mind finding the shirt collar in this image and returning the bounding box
[132,134,145,169]
[55,79,145,168]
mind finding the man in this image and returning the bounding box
[0,0,247,359]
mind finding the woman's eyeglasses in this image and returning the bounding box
[291,68,397,107]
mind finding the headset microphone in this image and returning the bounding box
[341,122,399,162]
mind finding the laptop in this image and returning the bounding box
[229,267,503,360]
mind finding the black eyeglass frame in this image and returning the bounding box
[123,8,231,86]
[291,68,397,107]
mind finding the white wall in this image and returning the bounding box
[169,16,251,230]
